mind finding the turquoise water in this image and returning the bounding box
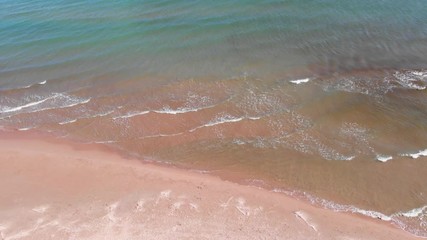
[1,0,427,89]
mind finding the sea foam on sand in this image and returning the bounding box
[0,132,420,240]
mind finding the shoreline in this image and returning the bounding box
[0,129,422,239]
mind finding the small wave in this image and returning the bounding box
[62,98,91,108]
[412,71,427,77]
[290,78,310,85]
[59,119,77,125]
[94,140,118,144]
[189,115,259,133]
[135,115,261,139]
[1,93,91,116]
[247,116,261,120]
[26,96,91,114]
[58,110,114,125]
[232,139,246,145]
[112,105,218,119]
[153,104,215,115]
[393,70,427,91]
[0,96,54,113]
[113,110,150,120]
[17,127,32,131]
[139,132,185,139]
[401,149,427,159]
[23,80,47,89]
[397,206,427,218]
[376,155,393,162]
[91,110,114,118]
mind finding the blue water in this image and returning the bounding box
[1,0,427,89]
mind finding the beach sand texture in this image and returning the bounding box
[0,131,419,240]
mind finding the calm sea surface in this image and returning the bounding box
[1,0,427,236]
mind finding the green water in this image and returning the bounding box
[1,0,427,89]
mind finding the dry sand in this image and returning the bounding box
[0,130,420,239]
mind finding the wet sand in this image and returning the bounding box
[0,130,420,240]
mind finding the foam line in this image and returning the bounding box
[153,104,216,115]
[290,78,310,84]
[395,205,427,218]
[113,111,150,119]
[402,149,427,159]
[1,96,54,113]
[376,155,393,162]
[22,80,47,89]
[139,132,184,139]
[189,115,260,133]
[59,119,77,125]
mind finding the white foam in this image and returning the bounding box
[343,156,355,161]
[376,155,393,162]
[30,97,91,113]
[395,206,427,218]
[232,139,246,145]
[18,127,32,131]
[58,110,114,125]
[92,110,114,118]
[59,119,77,125]
[189,116,244,132]
[94,140,118,144]
[22,80,47,89]
[154,107,201,115]
[139,132,184,139]
[290,78,310,85]
[189,115,261,133]
[352,208,392,221]
[402,149,427,159]
[247,116,261,120]
[112,110,150,119]
[61,98,91,108]
[410,70,427,77]
[153,104,216,115]
[2,94,91,116]
[1,96,53,113]
[204,116,244,127]
[394,71,427,90]
[407,83,426,90]
[113,105,215,119]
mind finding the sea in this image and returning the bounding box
[1,0,427,237]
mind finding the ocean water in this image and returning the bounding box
[1,0,427,237]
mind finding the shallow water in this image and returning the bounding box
[1,0,427,237]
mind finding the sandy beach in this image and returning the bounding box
[0,130,419,240]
